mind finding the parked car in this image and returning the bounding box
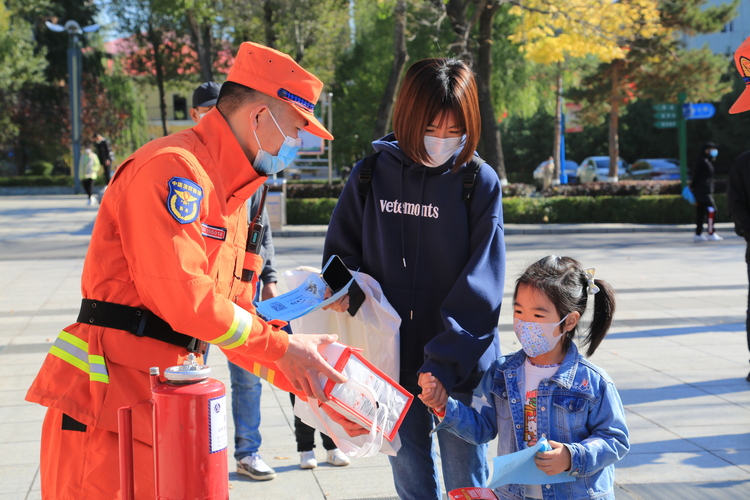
[532,159,579,187]
[627,158,681,180]
[576,156,629,183]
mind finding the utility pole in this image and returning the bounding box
[45,20,99,194]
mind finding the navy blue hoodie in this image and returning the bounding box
[323,133,505,394]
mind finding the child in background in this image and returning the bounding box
[419,256,629,500]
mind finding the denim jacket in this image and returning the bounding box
[435,343,629,500]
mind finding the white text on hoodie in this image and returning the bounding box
[379,199,439,219]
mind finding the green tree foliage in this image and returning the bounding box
[0,1,49,165]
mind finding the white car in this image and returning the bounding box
[576,156,629,183]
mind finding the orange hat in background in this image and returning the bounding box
[729,35,750,114]
[226,42,333,140]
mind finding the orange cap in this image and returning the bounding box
[226,42,333,140]
[730,36,750,114]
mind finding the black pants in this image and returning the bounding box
[695,198,716,235]
[289,393,336,452]
[82,178,94,197]
[745,244,750,353]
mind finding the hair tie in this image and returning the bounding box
[583,268,600,295]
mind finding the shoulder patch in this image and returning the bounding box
[166,177,204,224]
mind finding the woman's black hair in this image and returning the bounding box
[513,255,616,357]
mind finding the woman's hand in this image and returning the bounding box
[534,440,571,475]
[417,372,447,411]
[321,287,350,313]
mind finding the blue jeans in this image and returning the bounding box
[388,391,488,500]
[228,360,262,461]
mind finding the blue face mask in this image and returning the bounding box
[709,149,718,158]
[253,110,302,175]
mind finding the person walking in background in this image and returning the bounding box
[79,142,100,206]
[93,133,114,185]
[542,156,555,191]
[323,58,505,499]
[289,392,350,469]
[691,141,723,241]
[726,34,750,382]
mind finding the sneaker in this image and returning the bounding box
[299,450,317,469]
[326,448,351,467]
[237,453,276,481]
[706,232,723,241]
[693,234,707,242]
[89,195,98,206]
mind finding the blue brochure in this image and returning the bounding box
[255,262,355,323]
[486,438,576,488]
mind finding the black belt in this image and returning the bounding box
[77,299,207,354]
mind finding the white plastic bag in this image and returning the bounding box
[284,267,401,381]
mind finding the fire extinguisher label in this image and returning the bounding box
[208,394,228,454]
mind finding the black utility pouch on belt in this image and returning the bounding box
[77,299,207,354]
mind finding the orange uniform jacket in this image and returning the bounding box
[26,108,290,446]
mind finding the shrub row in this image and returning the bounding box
[0,175,73,187]
[287,194,729,225]
[277,179,723,199]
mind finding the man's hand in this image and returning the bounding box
[321,404,370,437]
[322,286,349,313]
[275,334,347,401]
[261,281,279,301]
[534,440,571,475]
[417,372,447,411]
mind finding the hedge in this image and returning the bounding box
[287,194,729,225]
[0,175,73,187]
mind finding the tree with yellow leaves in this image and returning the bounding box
[508,0,663,181]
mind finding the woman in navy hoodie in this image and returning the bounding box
[323,58,505,500]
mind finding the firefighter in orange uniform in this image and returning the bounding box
[26,42,353,499]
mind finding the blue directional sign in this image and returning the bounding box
[682,103,716,120]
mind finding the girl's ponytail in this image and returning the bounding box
[582,278,616,357]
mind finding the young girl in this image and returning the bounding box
[420,256,629,500]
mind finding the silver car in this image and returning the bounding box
[576,156,629,183]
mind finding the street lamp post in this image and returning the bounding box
[45,20,99,194]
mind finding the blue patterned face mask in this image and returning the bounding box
[513,315,569,357]
[709,148,718,158]
[253,110,302,175]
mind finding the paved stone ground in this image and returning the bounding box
[0,195,748,499]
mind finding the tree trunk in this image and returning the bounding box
[445,0,487,59]
[372,0,407,141]
[608,60,621,181]
[476,1,505,181]
[186,12,213,82]
[263,1,277,49]
[147,26,168,137]
[553,64,562,185]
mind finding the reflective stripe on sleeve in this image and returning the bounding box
[252,361,276,385]
[49,330,110,384]
[210,303,253,349]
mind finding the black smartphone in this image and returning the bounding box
[322,255,365,316]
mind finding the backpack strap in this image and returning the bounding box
[462,155,484,203]
[357,151,380,200]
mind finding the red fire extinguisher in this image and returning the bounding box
[119,354,229,500]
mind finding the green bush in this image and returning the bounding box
[287,198,338,224]
[502,194,729,224]
[0,175,73,187]
[289,195,730,225]
[26,161,55,176]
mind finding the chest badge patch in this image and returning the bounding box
[167,177,204,224]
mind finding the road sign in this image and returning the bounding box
[682,103,716,120]
[653,103,678,112]
[654,120,677,129]
[654,111,679,120]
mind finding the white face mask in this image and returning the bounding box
[198,112,207,122]
[423,136,462,168]
[513,315,569,357]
